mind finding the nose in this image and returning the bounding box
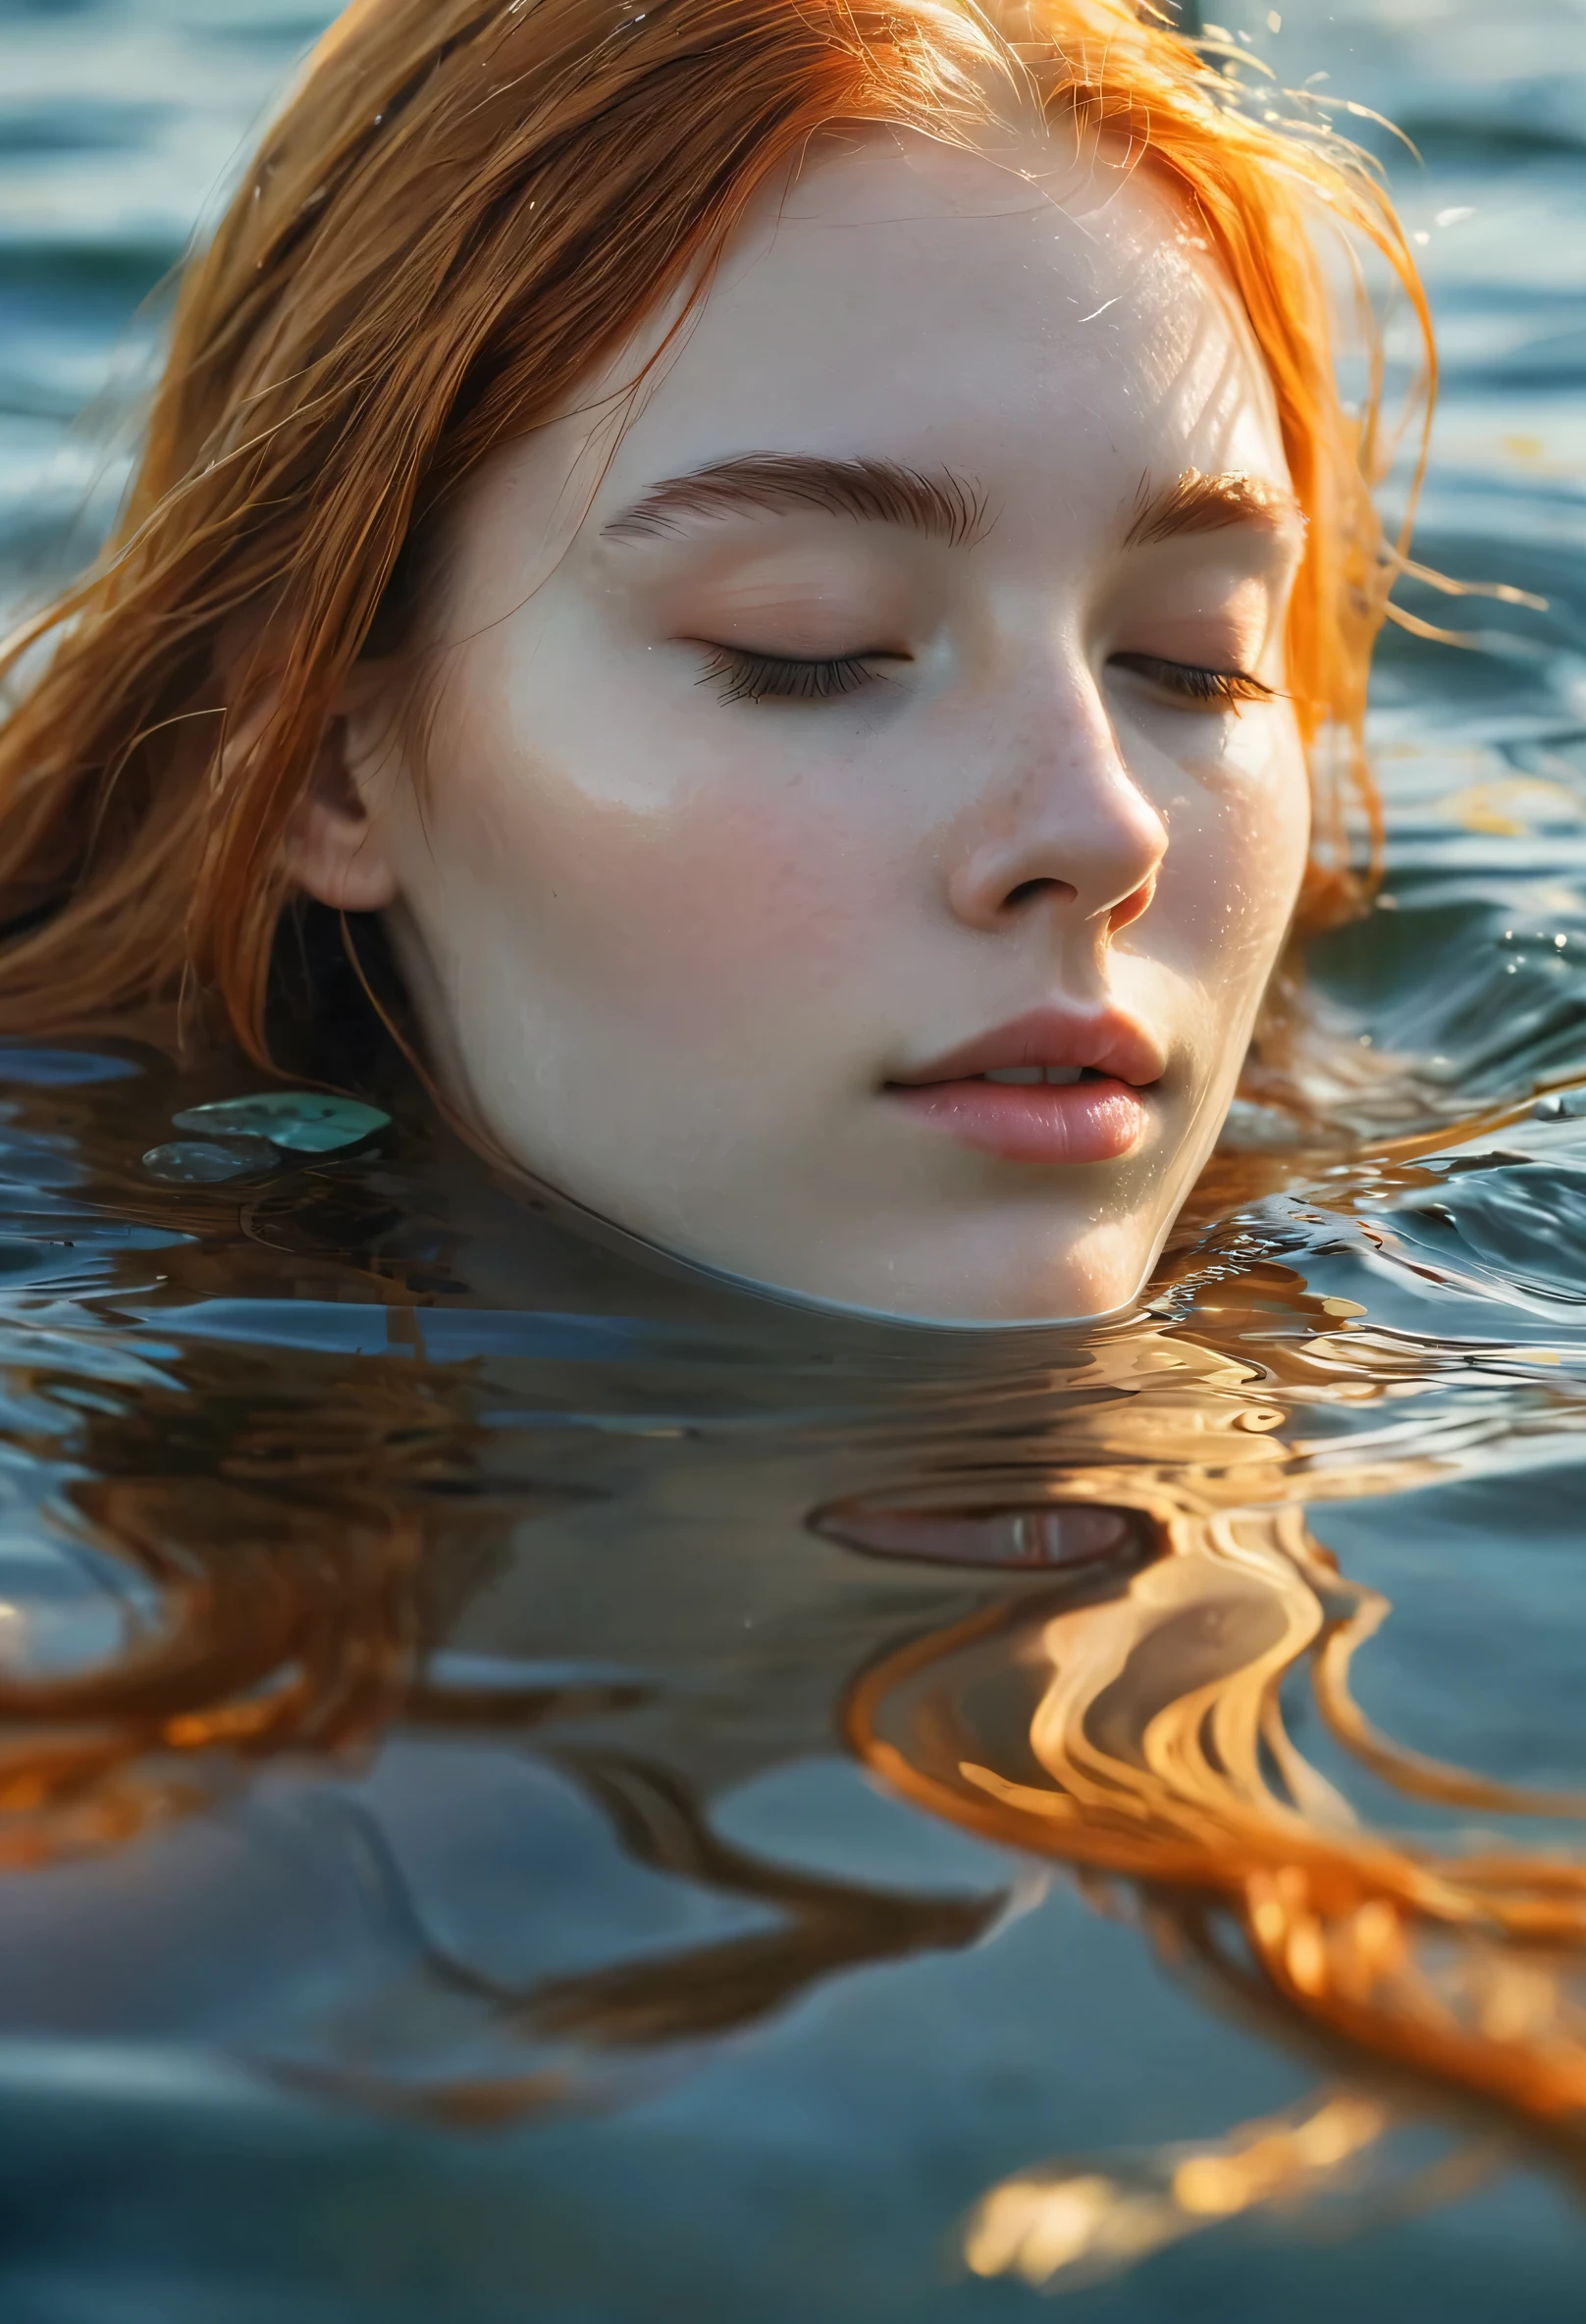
[945,663,1167,947]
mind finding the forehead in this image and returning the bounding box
[597,128,1287,521]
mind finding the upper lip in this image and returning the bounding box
[886,1005,1166,1089]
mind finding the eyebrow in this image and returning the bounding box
[1124,468,1304,548]
[602,454,991,548]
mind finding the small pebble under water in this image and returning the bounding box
[141,1133,285,1183]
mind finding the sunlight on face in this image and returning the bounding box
[308,128,1312,1323]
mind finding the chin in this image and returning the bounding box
[710,1210,1169,1331]
[939,1225,1165,1329]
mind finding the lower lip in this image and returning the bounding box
[886,1077,1151,1165]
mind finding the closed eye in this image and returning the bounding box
[1109,651,1279,712]
[697,647,903,705]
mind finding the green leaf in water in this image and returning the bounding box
[170,1091,392,1153]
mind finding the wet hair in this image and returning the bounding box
[0,0,1428,1060]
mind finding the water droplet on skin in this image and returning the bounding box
[170,1091,391,1153]
[142,1136,282,1185]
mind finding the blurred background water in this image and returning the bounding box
[2,3,1586,2320]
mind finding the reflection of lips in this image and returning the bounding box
[884,1005,1163,1166]
[813,1498,1153,1571]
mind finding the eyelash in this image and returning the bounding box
[1109,653,1278,711]
[694,647,1276,711]
[697,649,891,705]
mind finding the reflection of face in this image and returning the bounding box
[311,127,1311,1322]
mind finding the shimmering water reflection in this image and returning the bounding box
[3,1,1586,2318]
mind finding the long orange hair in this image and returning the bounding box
[0,0,1428,1063]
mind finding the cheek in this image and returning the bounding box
[405,692,889,1042]
[559,792,872,1016]
[1150,725,1310,982]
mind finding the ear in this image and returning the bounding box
[283,701,400,915]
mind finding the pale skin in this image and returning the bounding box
[291,126,1312,1324]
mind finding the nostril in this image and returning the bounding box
[1107,875,1157,936]
[1003,876,1077,911]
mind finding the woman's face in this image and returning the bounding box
[304,129,1311,1323]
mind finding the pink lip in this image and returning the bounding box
[884,1006,1163,1167]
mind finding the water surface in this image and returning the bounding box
[3,2,1586,2317]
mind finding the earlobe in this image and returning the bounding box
[284,713,400,914]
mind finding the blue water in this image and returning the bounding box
[3,3,1586,2318]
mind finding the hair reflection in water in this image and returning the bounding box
[838,1480,1586,2282]
[4,1284,1586,2283]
